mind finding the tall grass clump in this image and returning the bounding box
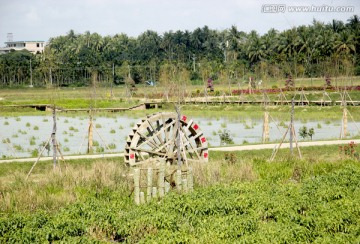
[0,160,128,213]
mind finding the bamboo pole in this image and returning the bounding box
[26,136,52,180]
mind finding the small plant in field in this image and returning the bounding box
[95,124,102,128]
[224,152,237,164]
[13,144,23,151]
[64,119,69,123]
[325,120,331,125]
[42,118,48,122]
[244,124,252,129]
[119,125,124,130]
[93,141,100,147]
[279,121,287,128]
[212,131,217,136]
[33,126,39,130]
[317,123,322,129]
[69,126,75,131]
[31,149,39,157]
[308,128,315,140]
[39,141,51,156]
[29,136,36,146]
[130,122,135,127]
[2,138,10,143]
[63,131,68,135]
[96,147,105,153]
[242,140,249,144]
[26,122,31,127]
[110,129,116,134]
[18,129,27,135]
[108,143,116,149]
[64,138,69,142]
[12,134,18,138]
[219,129,234,145]
[15,117,21,121]
[339,141,359,160]
[63,147,70,152]
[207,121,212,126]
[220,122,227,128]
[4,121,9,125]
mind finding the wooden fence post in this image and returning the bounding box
[187,167,193,191]
[176,170,182,192]
[147,168,153,202]
[140,192,145,204]
[158,162,165,198]
[152,187,157,198]
[134,168,140,205]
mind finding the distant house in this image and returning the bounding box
[0,40,46,54]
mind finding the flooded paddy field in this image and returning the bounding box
[0,114,358,158]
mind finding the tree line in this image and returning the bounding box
[0,15,359,87]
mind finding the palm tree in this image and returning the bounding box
[246,31,266,64]
[333,30,356,56]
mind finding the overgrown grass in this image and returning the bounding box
[0,145,359,242]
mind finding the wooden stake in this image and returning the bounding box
[52,106,57,169]
[88,113,93,154]
[152,187,157,198]
[147,168,153,202]
[187,168,193,191]
[158,161,165,198]
[341,107,348,139]
[176,170,182,192]
[140,192,145,204]
[134,168,140,205]
[262,111,269,143]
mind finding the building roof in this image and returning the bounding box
[5,41,45,44]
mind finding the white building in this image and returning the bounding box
[0,40,46,54]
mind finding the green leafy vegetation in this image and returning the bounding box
[218,129,234,145]
[0,147,359,242]
[299,126,315,140]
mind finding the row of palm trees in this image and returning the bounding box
[0,15,359,87]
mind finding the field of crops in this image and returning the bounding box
[1,146,360,243]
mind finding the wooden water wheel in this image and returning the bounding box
[124,112,208,166]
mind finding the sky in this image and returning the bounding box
[0,0,359,45]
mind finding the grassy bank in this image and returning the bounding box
[1,145,360,242]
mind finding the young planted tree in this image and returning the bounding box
[299,126,308,140]
[299,126,315,140]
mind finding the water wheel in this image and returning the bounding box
[124,112,208,166]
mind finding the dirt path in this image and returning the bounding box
[209,139,360,152]
[0,139,359,164]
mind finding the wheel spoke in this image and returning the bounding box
[124,112,208,166]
